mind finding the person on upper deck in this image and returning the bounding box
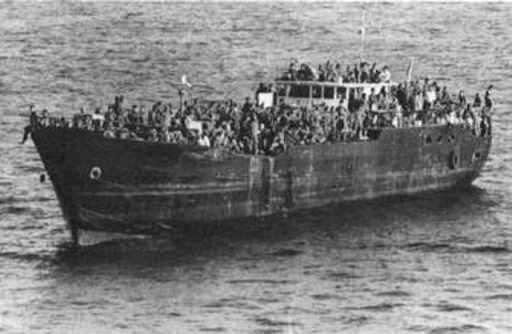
[288,62,297,80]
[378,66,391,83]
[333,63,343,84]
[360,62,370,83]
[369,63,378,82]
[353,64,360,83]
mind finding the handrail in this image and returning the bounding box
[273,80,398,87]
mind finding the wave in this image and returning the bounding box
[203,298,260,311]
[403,242,454,252]
[428,324,486,334]
[435,302,472,312]
[0,251,52,263]
[468,245,509,253]
[375,290,411,297]
[486,293,512,300]
[254,317,301,328]
[198,327,226,333]
[1,206,31,215]
[325,271,362,280]
[0,195,55,205]
[349,302,404,312]
[402,242,510,254]
[227,279,293,285]
[270,248,302,257]
[310,293,342,301]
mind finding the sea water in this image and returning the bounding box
[1,2,512,333]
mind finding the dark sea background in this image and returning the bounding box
[1,2,511,333]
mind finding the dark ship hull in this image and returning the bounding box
[31,124,491,240]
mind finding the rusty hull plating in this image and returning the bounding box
[31,123,491,238]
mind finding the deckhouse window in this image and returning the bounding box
[336,87,347,99]
[312,86,322,99]
[289,85,310,98]
[324,87,334,99]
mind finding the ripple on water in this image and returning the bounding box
[269,248,302,257]
[198,327,226,333]
[485,293,512,301]
[401,242,510,254]
[227,279,294,285]
[324,271,362,281]
[434,302,473,312]
[428,324,487,334]
[375,290,411,298]
[310,293,344,301]
[203,298,260,311]
[349,302,405,312]
[253,317,301,328]
[467,245,510,253]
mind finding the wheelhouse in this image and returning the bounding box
[257,80,398,110]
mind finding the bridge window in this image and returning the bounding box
[324,87,334,99]
[312,86,322,99]
[337,87,347,99]
[289,85,310,98]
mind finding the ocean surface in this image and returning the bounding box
[1,2,512,333]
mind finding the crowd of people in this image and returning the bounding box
[280,60,392,83]
[22,62,494,156]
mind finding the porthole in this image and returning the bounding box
[90,166,102,180]
[448,151,460,170]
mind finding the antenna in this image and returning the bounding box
[406,57,415,83]
[359,9,367,65]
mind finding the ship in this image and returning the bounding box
[26,71,492,245]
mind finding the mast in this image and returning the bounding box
[358,9,367,83]
[359,9,366,66]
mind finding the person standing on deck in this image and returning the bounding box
[251,114,260,155]
[481,85,494,135]
[369,63,378,82]
[92,108,104,130]
[198,131,211,147]
[414,91,424,125]
[360,62,370,83]
[379,66,391,83]
[425,85,437,112]
[458,90,467,109]
[473,93,482,108]
[20,105,37,144]
[485,85,494,113]
[369,88,378,112]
